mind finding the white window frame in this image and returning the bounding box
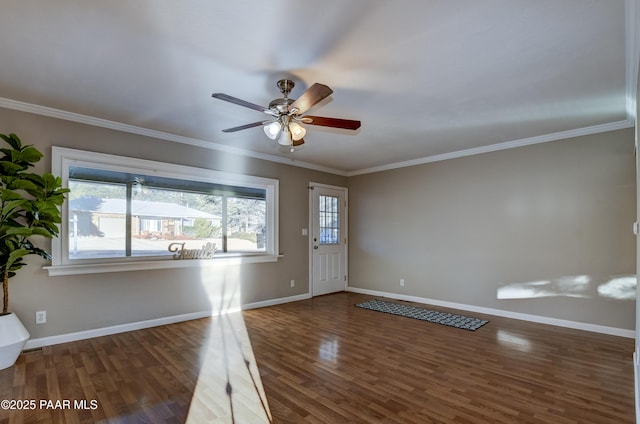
[46,147,280,276]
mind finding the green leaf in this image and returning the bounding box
[41,173,56,188]
[29,228,53,237]
[6,249,29,270]
[0,133,21,150]
[28,246,51,261]
[1,199,28,220]
[0,160,23,174]
[6,178,39,192]
[4,227,33,237]
[0,147,14,156]
[19,146,43,163]
[0,189,23,201]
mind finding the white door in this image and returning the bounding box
[310,184,347,296]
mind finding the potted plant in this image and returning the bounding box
[0,133,68,369]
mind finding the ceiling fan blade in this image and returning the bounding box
[289,83,333,115]
[303,116,361,131]
[222,121,271,133]
[212,93,274,115]
[292,138,305,147]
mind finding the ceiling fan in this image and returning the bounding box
[212,79,361,151]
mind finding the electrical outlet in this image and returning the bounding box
[290,279,295,288]
[35,310,46,324]
[400,279,405,287]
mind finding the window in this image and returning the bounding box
[48,147,279,275]
[319,195,340,245]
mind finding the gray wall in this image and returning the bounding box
[348,128,636,329]
[1,106,636,339]
[0,107,347,339]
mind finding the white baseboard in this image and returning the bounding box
[24,310,212,349]
[242,293,311,310]
[24,288,631,350]
[347,287,635,338]
[24,293,312,350]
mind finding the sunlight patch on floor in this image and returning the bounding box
[185,311,272,423]
[185,263,272,423]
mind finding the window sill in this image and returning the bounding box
[44,254,281,276]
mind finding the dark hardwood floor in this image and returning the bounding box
[0,311,271,424]
[0,292,635,423]
[243,293,635,424]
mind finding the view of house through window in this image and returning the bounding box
[68,167,267,260]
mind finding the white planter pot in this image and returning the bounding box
[0,313,30,370]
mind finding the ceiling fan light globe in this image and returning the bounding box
[289,122,306,141]
[277,127,293,146]
[263,122,281,140]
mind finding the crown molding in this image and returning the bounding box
[347,119,635,176]
[0,97,349,176]
[1,97,633,178]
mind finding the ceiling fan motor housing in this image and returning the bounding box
[269,79,297,114]
[268,97,294,114]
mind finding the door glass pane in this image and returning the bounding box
[319,195,340,245]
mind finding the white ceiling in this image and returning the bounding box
[0,0,637,175]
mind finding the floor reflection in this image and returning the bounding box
[496,330,532,352]
[319,338,339,363]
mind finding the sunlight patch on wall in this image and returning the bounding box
[597,276,637,300]
[497,274,637,301]
[497,275,591,299]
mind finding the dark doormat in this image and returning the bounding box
[355,299,489,331]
